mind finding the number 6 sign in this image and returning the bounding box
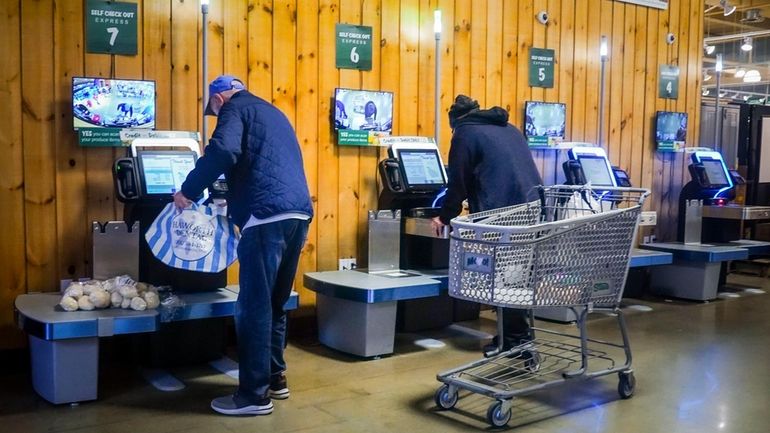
[336,24,373,71]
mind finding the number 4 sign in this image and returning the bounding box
[659,65,680,99]
[86,0,137,55]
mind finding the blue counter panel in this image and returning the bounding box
[641,242,749,262]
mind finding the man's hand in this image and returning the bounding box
[431,216,446,237]
[173,191,192,211]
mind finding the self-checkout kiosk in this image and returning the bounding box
[675,150,770,244]
[645,150,770,301]
[562,146,632,188]
[113,136,229,365]
[369,137,470,330]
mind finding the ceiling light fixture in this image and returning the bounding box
[735,68,746,78]
[703,88,710,96]
[744,69,762,83]
[721,0,737,16]
[704,43,716,55]
[741,37,753,51]
[704,70,712,81]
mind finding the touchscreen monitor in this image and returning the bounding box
[396,148,446,190]
[137,151,197,196]
[578,155,615,187]
[701,159,730,187]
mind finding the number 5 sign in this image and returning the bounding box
[336,24,373,71]
[86,0,137,55]
[529,48,555,88]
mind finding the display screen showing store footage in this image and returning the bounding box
[655,111,687,143]
[138,151,197,196]
[73,77,156,130]
[398,149,446,189]
[334,88,393,133]
[524,101,566,140]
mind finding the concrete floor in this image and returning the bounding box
[1,274,769,433]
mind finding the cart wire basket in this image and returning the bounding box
[435,185,650,427]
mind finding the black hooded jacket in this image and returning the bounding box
[438,107,543,224]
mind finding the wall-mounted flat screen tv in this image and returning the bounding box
[334,88,393,133]
[524,101,566,146]
[72,77,156,130]
[655,111,687,151]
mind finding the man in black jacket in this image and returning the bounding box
[431,95,542,353]
[174,75,313,416]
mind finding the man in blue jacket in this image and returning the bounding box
[174,75,313,416]
[431,95,542,354]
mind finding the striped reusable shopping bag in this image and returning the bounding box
[145,202,239,273]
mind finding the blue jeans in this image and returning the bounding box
[234,218,309,403]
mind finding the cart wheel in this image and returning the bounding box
[434,384,458,410]
[523,350,541,372]
[486,401,512,428]
[618,371,636,399]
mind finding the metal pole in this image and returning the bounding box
[434,31,441,145]
[714,71,722,150]
[598,58,607,148]
[598,36,608,148]
[201,3,209,147]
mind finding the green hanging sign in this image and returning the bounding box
[529,48,555,88]
[659,65,680,100]
[336,24,373,71]
[85,0,138,55]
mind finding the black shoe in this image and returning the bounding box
[483,335,512,356]
[269,374,290,400]
[211,394,273,416]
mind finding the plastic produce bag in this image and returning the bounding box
[145,202,239,273]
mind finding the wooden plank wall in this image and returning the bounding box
[0,0,703,349]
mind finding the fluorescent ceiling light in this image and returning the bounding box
[744,69,762,83]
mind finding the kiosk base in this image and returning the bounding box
[316,293,397,358]
[650,260,721,301]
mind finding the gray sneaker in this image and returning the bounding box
[210,394,273,416]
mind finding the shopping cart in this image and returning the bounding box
[434,185,650,427]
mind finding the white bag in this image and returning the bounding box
[145,202,239,273]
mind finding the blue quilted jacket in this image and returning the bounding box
[181,91,313,228]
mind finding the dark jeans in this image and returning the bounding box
[500,308,531,348]
[234,218,309,403]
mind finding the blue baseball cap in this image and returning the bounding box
[204,75,246,115]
